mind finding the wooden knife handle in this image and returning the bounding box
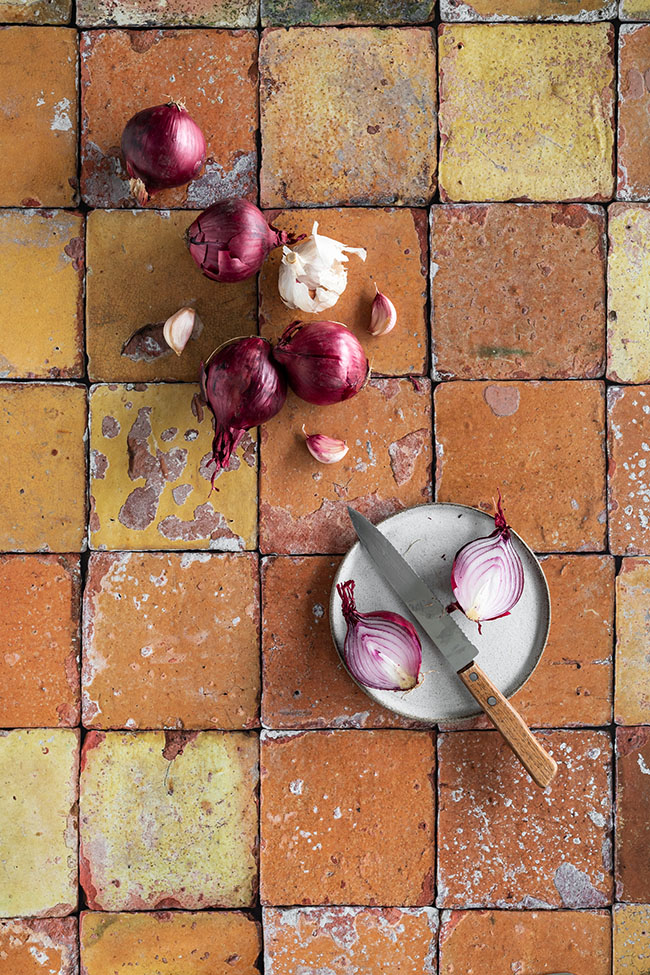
[458,661,557,789]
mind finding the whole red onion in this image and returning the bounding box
[273,321,369,406]
[187,199,302,283]
[121,101,206,205]
[201,337,287,481]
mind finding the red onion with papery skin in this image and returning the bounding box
[121,102,206,205]
[273,320,369,406]
[187,199,303,283]
[337,580,422,691]
[201,336,287,483]
[448,495,525,634]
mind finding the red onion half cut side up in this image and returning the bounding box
[448,494,525,634]
[187,199,305,283]
[200,336,287,486]
[273,320,370,406]
[121,101,206,205]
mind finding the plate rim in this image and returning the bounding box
[329,500,552,724]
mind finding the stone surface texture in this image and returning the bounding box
[441,0,616,18]
[616,726,650,903]
[262,0,436,24]
[80,910,262,975]
[260,730,436,906]
[82,551,260,729]
[80,29,258,208]
[79,730,259,910]
[614,904,650,974]
[259,27,437,206]
[615,558,650,725]
[0,554,80,728]
[77,0,256,26]
[89,383,257,551]
[0,729,79,918]
[619,0,650,17]
[618,26,650,201]
[0,918,78,975]
[438,24,615,202]
[608,385,650,555]
[608,204,650,383]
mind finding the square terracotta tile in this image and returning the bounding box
[260,208,428,377]
[80,30,258,208]
[86,210,257,382]
[607,204,650,384]
[608,385,650,556]
[435,381,607,552]
[262,0,435,24]
[431,204,606,380]
[437,729,613,909]
[438,909,611,975]
[263,907,439,974]
[438,24,615,203]
[619,0,650,18]
[80,911,261,975]
[260,379,432,555]
[262,556,425,730]
[0,0,71,21]
[440,555,615,731]
[616,727,650,903]
[259,27,437,207]
[79,730,259,910]
[0,918,78,975]
[83,551,260,730]
[89,383,257,551]
[0,210,84,379]
[441,0,615,16]
[0,554,80,728]
[614,905,650,975]
[615,558,650,725]
[78,0,256,26]
[0,729,79,918]
[0,383,88,553]
[618,26,650,202]
[260,729,436,906]
[0,28,77,207]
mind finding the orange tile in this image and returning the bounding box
[431,204,606,380]
[614,904,650,975]
[260,208,428,377]
[616,727,650,903]
[260,379,432,554]
[80,29,258,208]
[437,729,613,908]
[0,918,78,975]
[0,28,77,207]
[435,380,607,552]
[261,556,425,729]
[618,26,650,201]
[0,555,80,728]
[86,210,256,382]
[263,907,438,974]
[260,729,436,906]
[615,558,650,725]
[83,552,260,730]
[608,385,650,555]
[0,383,88,553]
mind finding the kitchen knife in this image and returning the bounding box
[347,507,557,790]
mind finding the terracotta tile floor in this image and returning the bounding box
[0,4,648,974]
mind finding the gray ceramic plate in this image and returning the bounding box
[329,502,551,723]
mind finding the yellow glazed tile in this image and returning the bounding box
[608,204,650,384]
[0,0,71,21]
[0,28,78,207]
[0,729,79,918]
[79,731,259,910]
[86,210,256,382]
[619,0,650,18]
[613,905,650,974]
[441,0,616,18]
[438,24,615,203]
[0,383,87,553]
[0,210,84,379]
[89,383,257,550]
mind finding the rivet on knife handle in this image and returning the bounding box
[458,661,558,789]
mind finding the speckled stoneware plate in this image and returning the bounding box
[329,502,551,723]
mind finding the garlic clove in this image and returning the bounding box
[369,286,397,336]
[302,425,349,464]
[278,222,366,313]
[163,306,202,356]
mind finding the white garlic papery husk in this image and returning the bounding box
[278,221,367,313]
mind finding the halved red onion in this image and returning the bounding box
[337,579,422,691]
[273,320,369,406]
[449,496,524,633]
[121,102,206,205]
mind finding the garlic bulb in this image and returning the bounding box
[278,221,366,314]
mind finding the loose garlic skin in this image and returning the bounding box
[278,221,366,314]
